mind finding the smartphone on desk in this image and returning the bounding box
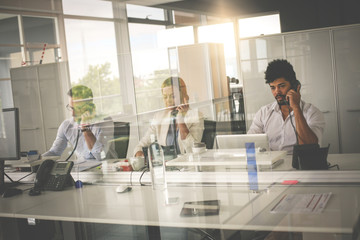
[32,159,74,193]
[180,200,220,217]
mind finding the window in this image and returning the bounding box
[157,26,194,48]
[22,16,58,65]
[128,23,169,113]
[62,0,114,18]
[126,4,165,21]
[198,22,237,78]
[64,19,122,117]
[238,14,281,38]
[173,11,201,25]
[0,14,20,45]
[22,16,57,44]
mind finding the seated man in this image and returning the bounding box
[134,77,204,157]
[247,59,325,153]
[43,85,104,161]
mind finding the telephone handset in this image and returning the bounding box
[285,80,301,105]
[291,80,301,92]
[29,159,74,196]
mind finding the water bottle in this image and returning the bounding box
[148,134,167,190]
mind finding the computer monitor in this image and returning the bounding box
[216,134,270,151]
[0,108,20,160]
[0,108,21,191]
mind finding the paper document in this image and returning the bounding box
[271,192,332,213]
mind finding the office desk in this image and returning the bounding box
[1,180,359,239]
[166,152,360,172]
[4,185,257,227]
[166,149,287,171]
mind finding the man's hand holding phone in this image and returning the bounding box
[79,110,96,132]
[81,110,95,124]
[286,84,301,109]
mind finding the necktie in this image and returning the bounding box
[171,116,180,155]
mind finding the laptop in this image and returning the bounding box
[216,134,270,151]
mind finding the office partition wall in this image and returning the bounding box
[10,62,70,153]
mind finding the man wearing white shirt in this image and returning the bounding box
[247,59,325,153]
[42,85,104,161]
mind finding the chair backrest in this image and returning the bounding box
[292,144,330,170]
[106,121,130,159]
[201,120,217,149]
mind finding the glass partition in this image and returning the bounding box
[1,1,360,239]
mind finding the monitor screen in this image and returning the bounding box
[0,108,20,160]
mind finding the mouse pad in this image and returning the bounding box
[180,200,220,217]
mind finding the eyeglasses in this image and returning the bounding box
[162,93,174,100]
[66,104,74,111]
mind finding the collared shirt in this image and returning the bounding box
[133,108,204,155]
[42,118,104,161]
[247,100,325,153]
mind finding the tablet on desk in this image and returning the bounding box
[180,200,220,217]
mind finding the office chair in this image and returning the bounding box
[105,121,130,159]
[292,144,330,170]
[201,120,217,149]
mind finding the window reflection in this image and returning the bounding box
[128,23,169,113]
[173,11,201,25]
[157,26,194,48]
[126,4,165,21]
[198,22,237,78]
[0,14,20,45]
[62,0,113,18]
[23,16,57,45]
[238,14,281,38]
[64,19,122,117]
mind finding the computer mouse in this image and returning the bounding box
[2,188,22,198]
[116,186,132,193]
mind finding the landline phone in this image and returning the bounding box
[285,80,301,105]
[291,80,301,92]
[29,159,74,196]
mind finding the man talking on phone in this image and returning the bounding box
[247,59,325,153]
[42,85,104,161]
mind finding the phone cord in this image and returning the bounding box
[287,104,299,145]
[65,129,80,161]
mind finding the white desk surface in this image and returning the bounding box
[166,149,287,167]
[1,182,360,235]
[2,184,260,228]
[6,153,359,173]
[226,183,360,234]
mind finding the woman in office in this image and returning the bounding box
[133,77,204,157]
